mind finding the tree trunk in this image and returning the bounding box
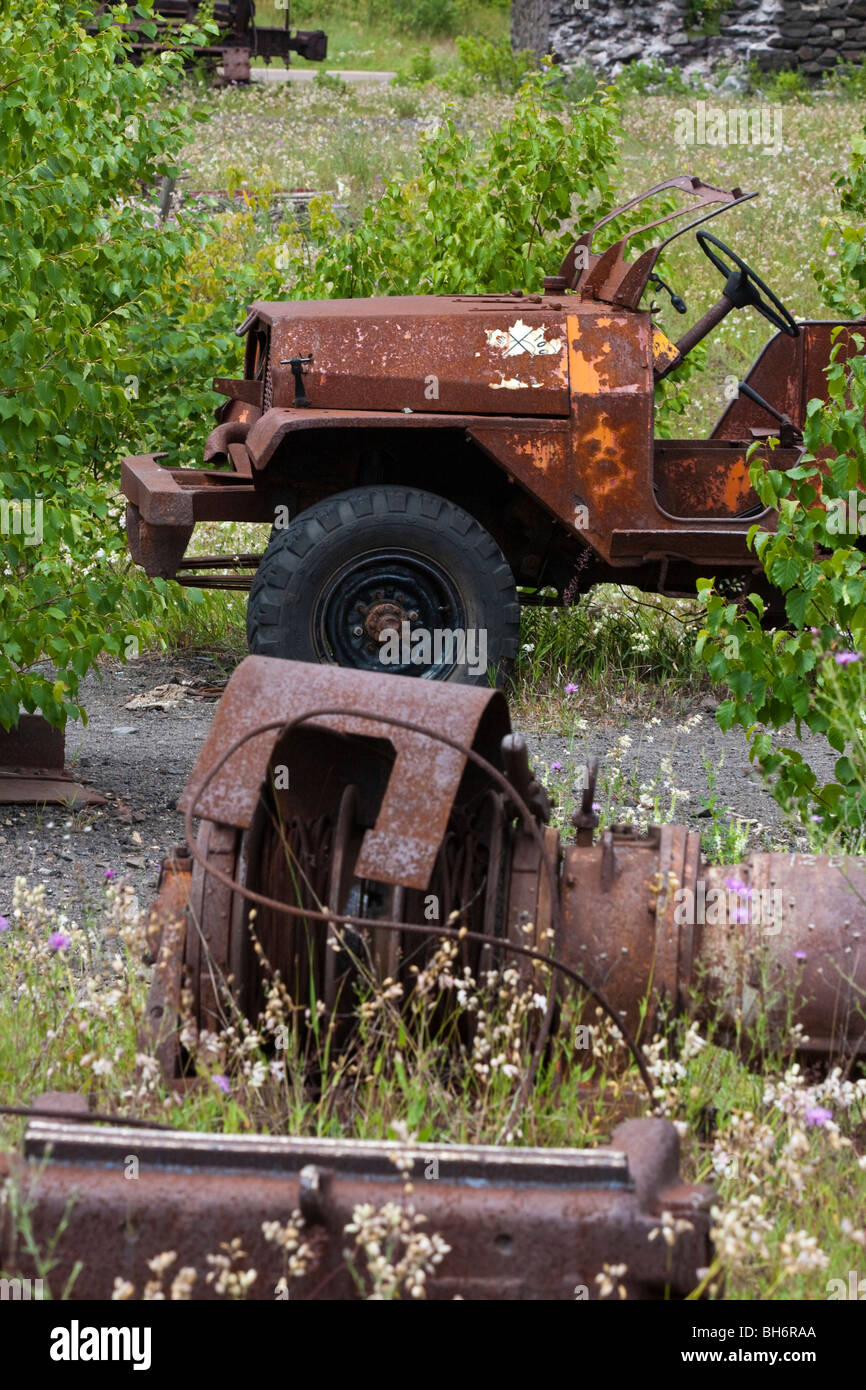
[510,0,552,59]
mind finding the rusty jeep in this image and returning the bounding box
[121,174,863,683]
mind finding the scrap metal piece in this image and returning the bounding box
[179,655,510,890]
[86,3,327,85]
[0,715,105,806]
[1,1116,712,1301]
[561,839,866,1060]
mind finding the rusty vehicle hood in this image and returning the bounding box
[248,293,591,416]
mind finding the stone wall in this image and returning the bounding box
[550,0,866,78]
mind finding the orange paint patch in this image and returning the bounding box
[514,435,566,476]
[723,457,753,511]
[568,316,609,395]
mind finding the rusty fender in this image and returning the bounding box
[0,1116,712,1301]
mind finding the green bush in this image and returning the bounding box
[763,67,811,103]
[0,0,214,727]
[827,59,866,100]
[696,136,866,844]
[686,0,732,37]
[126,194,293,468]
[813,132,866,318]
[282,66,623,298]
[615,59,700,97]
[442,35,536,95]
[554,63,601,105]
[696,350,866,846]
[393,46,437,87]
[392,0,457,34]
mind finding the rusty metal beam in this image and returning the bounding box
[0,1115,712,1301]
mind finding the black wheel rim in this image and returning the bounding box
[311,548,467,678]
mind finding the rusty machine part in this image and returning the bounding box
[0,1113,712,1301]
[0,714,105,807]
[89,1,327,85]
[145,654,569,1076]
[144,657,866,1077]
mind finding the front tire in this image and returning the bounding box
[246,486,520,685]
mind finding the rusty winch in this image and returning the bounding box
[145,656,866,1073]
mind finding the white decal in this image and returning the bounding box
[486,319,562,358]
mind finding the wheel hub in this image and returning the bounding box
[362,600,409,643]
[314,551,465,677]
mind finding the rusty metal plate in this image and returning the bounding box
[0,716,105,807]
[249,294,572,419]
[179,655,510,890]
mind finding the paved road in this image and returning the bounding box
[249,67,396,84]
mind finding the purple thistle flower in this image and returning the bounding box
[104,870,115,881]
[213,1074,230,1095]
[48,932,70,952]
[0,915,9,933]
[794,949,807,961]
[834,651,862,665]
[805,1106,832,1128]
[723,876,754,898]
[565,683,579,694]
[550,761,563,771]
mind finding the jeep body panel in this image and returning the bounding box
[249,294,572,417]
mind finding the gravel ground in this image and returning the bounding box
[0,655,840,922]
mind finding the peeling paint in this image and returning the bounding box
[569,350,606,396]
[490,375,530,390]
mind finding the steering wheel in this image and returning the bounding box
[696,231,799,337]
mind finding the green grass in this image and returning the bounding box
[250,1,509,72]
